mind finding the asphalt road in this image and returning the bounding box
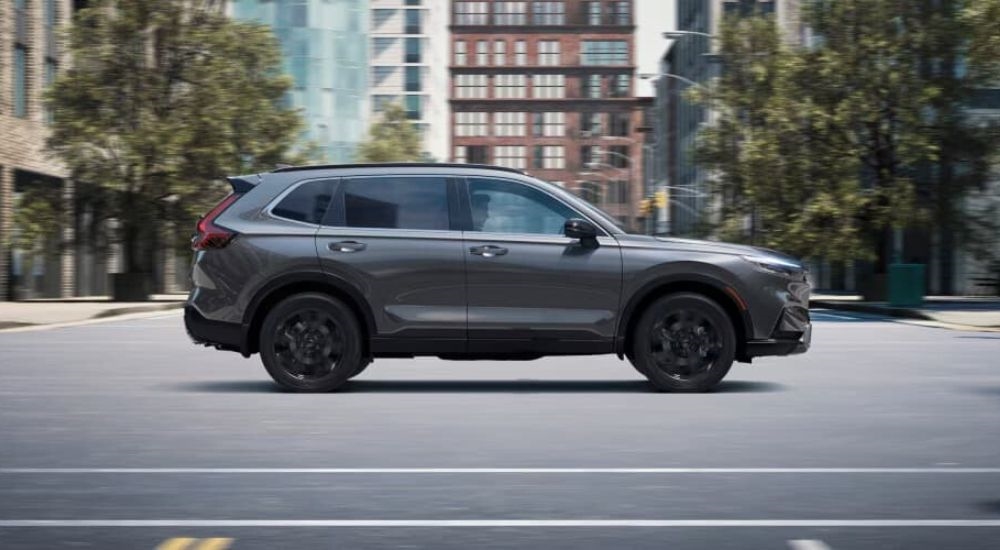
[1,310,999,549]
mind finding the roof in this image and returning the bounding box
[271,163,525,175]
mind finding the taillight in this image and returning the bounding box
[192,193,241,250]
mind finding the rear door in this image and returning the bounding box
[461,176,623,353]
[315,175,466,353]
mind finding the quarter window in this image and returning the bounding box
[272,180,336,224]
[468,178,577,235]
[341,177,450,230]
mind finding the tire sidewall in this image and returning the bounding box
[630,292,737,392]
[260,293,362,392]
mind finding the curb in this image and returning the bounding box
[811,299,1000,332]
[0,302,184,333]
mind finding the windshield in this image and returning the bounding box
[531,179,627,234]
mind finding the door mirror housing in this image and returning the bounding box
[564,218,598,243]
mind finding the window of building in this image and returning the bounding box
[405,95,422,119]
[580,145,595,165]
[494,1,526,25]
[608,145,629,168]
[405,37,421,63]
[476,40,489,65]
[467,145,488,163]
[373,9,395,29]
[532,112,565,137]
[454,40,467,66]
[606,179,627,204]
[14,45,28,118]
[609,73,630,97]
[468,178,576,234]
[613,1,630,24]
[494,111,526,137]
[581,112,603,135]
[272,180,335,225]
[578,181,602,206]
[405,9,422,34]
[583,74,602,98]
[44,58,57,123]
[495,74,526,99]
[455,145,468,163]
[580,40,628,65]
[538,40,560,66]
[406,0,421,5]
[532,74,565,99]
[454,1,489,25]
[532,1,565,25]
[724,0,775,16]
[494,145,526,169]
[455,74,488,98]
[342,177,449,231]
[405,66,422,92]
[609,112,629,136]
[534,145,565,169]
[514,40,527,66]
[493,40,506,66]
[587,1,601,24]
[372,66,394,87]
[456,112,489,136]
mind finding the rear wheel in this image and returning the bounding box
[629,292,736,392]
[259,293,363,392]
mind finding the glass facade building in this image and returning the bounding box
[231,0,369,163]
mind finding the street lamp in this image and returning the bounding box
[662,30,716,40]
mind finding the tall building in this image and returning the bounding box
[231,0,368,163]
[657,0,801,236]
[369,0,449,161]
[0,0,76,300]
[448,0,646,230]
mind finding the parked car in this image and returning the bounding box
[185,163,811,392]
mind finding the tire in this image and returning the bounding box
[349,358,371,379]
[628,292,737,392]
[259,293,363,392]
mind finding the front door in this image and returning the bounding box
[462,177,623,353]
[315,175,466,353]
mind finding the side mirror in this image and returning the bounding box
[564,218,598,242]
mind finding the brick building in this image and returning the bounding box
[449,0,646,230]
[0,0,77,300]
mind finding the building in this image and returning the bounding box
[369,0,449,161]
[231,0,369,163]
[448,0,646,230]
[656,0,801,236]
[0,0,77,300]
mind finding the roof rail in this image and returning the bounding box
[271,162,525,175]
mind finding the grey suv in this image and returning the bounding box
[185,163,811,392]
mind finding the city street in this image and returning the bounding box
[1,311,999,549]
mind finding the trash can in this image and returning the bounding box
[888,263,925,308]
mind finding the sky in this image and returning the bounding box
[635,0,677,96]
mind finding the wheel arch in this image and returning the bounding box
[241,271,376,358]
[616,276,753,361]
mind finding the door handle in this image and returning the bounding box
[470,245,508,258]
[328,240,367,253]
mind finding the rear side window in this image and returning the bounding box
[340,176,450,230]
[271,179,335,224]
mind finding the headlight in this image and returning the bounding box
[741,254,804,277]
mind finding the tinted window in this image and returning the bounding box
[468,178,577,235]
[342,177,450,230]
[272,179,335,224]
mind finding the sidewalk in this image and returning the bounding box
[0,295,186,330]
[811,293,1000,331]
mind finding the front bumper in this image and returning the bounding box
[184,306,243,353]
[742,306,811,360]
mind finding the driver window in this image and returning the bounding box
[467,178,578,235]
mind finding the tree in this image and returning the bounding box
[46,0,304,296]
[697,0,1000,279]
[355,103,424,162]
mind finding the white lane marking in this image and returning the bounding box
[810,311,859,321]
[1,519,1000,528]
[0,309,182,334]
[789,540,833,550]
[2,467,1000,474]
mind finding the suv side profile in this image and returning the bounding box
[185,164,811,392]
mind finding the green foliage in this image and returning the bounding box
[355,103,424,163]
[12,183,65,253]
[695,0,1000,266]
[46,0,305,273]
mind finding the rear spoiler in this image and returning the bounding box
[226,174,261,194]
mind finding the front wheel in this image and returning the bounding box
[259,293,363,392]
[629,292,737,392]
